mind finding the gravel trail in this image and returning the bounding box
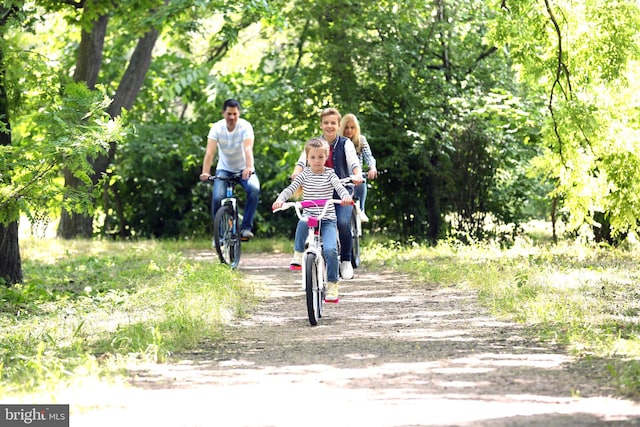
[70,252,640,426]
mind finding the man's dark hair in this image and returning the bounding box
[223,99,241,111]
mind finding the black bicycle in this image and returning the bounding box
[340,176,365,269]
[350,194,362,269]
[207,173,245,269]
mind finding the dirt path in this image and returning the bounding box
[69,252,640,426]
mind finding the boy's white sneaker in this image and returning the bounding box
[340,261,354,280]
[359,211,369,223]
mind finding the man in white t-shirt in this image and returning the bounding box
[199,99,260,240]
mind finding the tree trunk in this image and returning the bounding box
[57,169,94,239]
[551,195,558,244]
[0,24,23,285]
[92,27,161,238]
[107,28,161,119]
[73,14,108,88]
[59,13,161,238]
[425,154,441,243]
[0,222,22,285]
[58,13,109,239]
[435,0,452,82]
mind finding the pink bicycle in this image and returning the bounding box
[273,199,344,325]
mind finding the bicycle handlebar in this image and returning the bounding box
[273,199,347,221]
[207,172,245,183]
[336,175,362,189]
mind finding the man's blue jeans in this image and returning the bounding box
[294,218,339,283]
[212,169,260,232]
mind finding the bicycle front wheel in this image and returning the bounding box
[350,209,361,269]
[304,252,321,326]
[213,205,241,269]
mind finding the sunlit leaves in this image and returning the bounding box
[1,82,128,225]
[488,0,640,240]
[578,0,640,84]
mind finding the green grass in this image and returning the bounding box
[0,238,255,397]
[367,236,640,397]
[5,231,640,398]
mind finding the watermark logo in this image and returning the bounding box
[0,405,69,427]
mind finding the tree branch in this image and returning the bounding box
[544,0,570,163]
[466,46,498,75]
[57,0,85,9]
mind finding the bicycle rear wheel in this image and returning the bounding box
[350,209,361,269]
[304,252,322,326]
[213,205,241,269]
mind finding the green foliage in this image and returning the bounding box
[444,91,547,241]
[1,76,127,226]
[233,0,546,242]
[102,119,206,238]
[487,0,640,242]
[6,0,640,247]
[0,238,254,395]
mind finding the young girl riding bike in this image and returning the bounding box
[272,138,352,302]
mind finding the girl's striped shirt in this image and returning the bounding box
[276,167,350,220]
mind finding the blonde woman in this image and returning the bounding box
[339,114,378,222]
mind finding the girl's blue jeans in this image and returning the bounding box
[294,218,339,283]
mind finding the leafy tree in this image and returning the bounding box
[445,91,545,242]
[89,0,278,238]
[238,0,540,243]
[0,4,126,284]
[44,0,169,238]
[488,0,640,243]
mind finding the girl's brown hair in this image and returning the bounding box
[294,138,328,200]
[304,137,329,156]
